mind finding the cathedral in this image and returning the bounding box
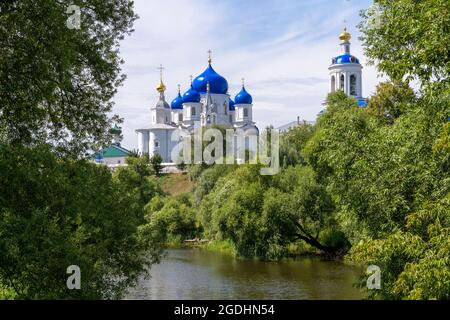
[135,28,367,164]
[136,52,258,163]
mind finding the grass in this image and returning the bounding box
[202,240,236,256]
[286,242,319,258]
[159,173,194,196]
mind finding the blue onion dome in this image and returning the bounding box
[229,98,235,111]
[171,86,184,109]
[235,85,253,104]
[182,85,201,103]
[332,54,360,64]
[192,64,229,94]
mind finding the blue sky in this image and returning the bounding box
[114,0,379,149]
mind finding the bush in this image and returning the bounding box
[150,154,163,176]
[144,194,199,243]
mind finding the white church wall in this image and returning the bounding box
[183,103,201,125]
[172,110,183,125]
[235,104,253,124]
[103,156,127,166]
[137,130,149,156]
[149,129,178,163]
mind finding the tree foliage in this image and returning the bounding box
[350,194,450,300]
[0,145,162,299]
[0,1,166,299]
[367,81,416,120]
[279,123,315,168]
[143,194,198,244]
[0,0,137,155]
[149,154,163,176]
[339,0,450,299]
[194,163,343,260]
[360,0,450,84]
[114,156,162,223]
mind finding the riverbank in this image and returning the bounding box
[163,239,235,256]
[164,239,336,261]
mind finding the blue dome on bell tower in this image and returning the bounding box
[235,85,253,105]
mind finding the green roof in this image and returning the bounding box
[97,144,131,158]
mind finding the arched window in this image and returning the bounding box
[191,107,196,116]
[340,74,345,90]
[350,74,357,96]
[229,115,232,123]
[331,75,336,92]
[178,113,183,122]
[244,108,248,117]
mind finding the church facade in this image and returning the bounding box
[136,53,258,163]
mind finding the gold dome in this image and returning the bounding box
[156,64,166,93]
[156,80,166,93]
[339,28,351,42]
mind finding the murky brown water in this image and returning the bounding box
[126,248,364,300]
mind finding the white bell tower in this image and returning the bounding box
[150,65,171,125]
[328,28,363,100]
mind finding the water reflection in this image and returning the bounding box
[126,248,364,300]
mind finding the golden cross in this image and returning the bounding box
[158,64,164,81]
[207,49,212,64]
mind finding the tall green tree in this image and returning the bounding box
[0,145,162,299]
[0,0,165,300]
[361,0,450,85]
[0,0,137,156]
[263,166,339,256]
[336,0,450,299]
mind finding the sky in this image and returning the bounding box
[113,0,380,150]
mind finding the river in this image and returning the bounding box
[126,248,364,300]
